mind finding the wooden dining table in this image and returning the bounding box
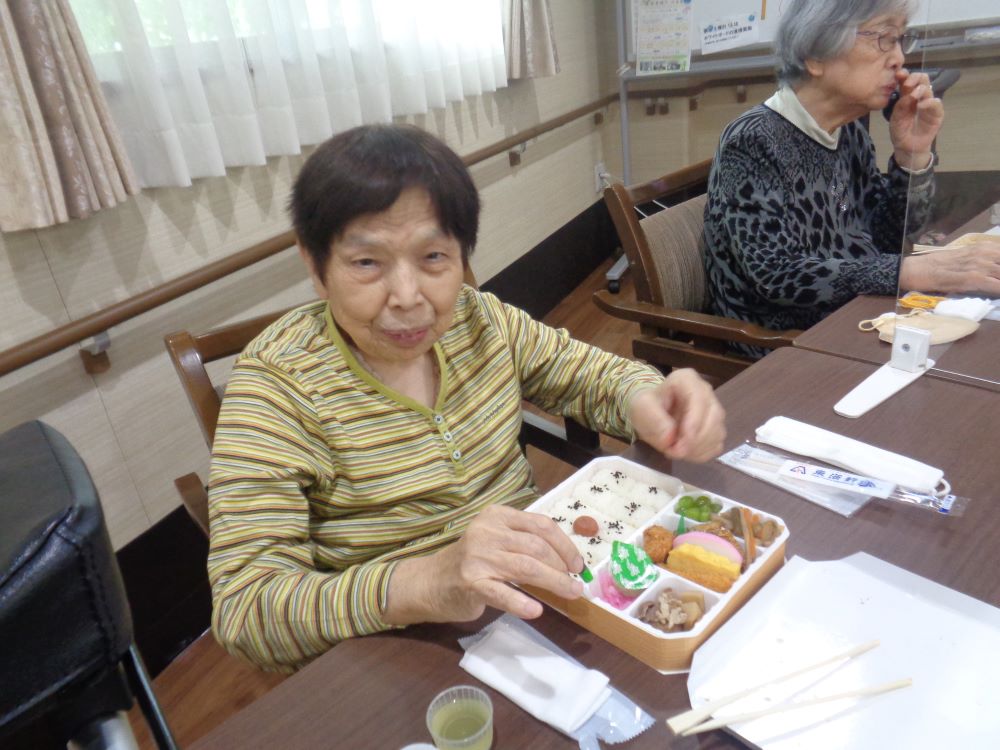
[190,347,1000,750]
[793,205,1000,391]
[792,294,1000,391]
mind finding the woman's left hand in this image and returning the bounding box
[889,68,944,170]
[628,369,726,462]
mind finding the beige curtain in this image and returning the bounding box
[0,0,138,232]
[504,0,560,80]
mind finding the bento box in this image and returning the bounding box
[523,456,789,672]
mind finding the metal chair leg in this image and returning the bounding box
[122,645,178,750]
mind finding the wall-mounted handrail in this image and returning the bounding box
[0,94,616,378]
[463,93,616,165]
[2,231,297,377]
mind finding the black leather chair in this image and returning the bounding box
[0,421,176,749]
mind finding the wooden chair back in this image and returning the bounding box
[165,309,292,450]
[635,193,708,311]
[597,160,799,382]
[165,309,294,533]
[604,159,712,309]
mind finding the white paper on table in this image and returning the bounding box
[982,296,1000,321]
[940,293,1000,321]
[976,224,1000,316]
[688,553,1000,750]
[933,297,993,321]
[460,623,611,734]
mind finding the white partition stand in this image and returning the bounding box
[834,325,935,418]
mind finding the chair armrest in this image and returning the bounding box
[593,290,800,348]
[174,473,210,537]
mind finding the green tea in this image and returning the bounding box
[430,699,493,750]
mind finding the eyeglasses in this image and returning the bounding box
[856,29,919,54]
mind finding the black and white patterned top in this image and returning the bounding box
[703,103,935,358]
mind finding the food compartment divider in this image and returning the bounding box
[523,456,789,670]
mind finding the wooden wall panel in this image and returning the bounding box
[473,125,606,281]
[932,65,1000,172]
[35,158,307,320]
[0,349,148,547]
[0,231,71,350]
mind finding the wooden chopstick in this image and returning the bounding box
[914,234,1000,255]
[911,244,951,255]
[666,640,879,735]
[679,677,912,735]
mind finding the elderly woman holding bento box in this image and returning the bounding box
[207,124,727,671]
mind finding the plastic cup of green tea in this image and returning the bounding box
[425,685,493,750]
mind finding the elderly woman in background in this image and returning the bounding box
[704,0,1000,358]
[207,124,726,672]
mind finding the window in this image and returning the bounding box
[70,0,507,187]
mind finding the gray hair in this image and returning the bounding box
[775,0,916,85]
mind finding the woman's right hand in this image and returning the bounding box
[900,244,1000,296]
[383,504,585,626]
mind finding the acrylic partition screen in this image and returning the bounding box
[895,0,1000,391]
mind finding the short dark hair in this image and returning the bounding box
[290,124,480,275]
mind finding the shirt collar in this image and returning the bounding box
[764,86,841,150]
[322,302,448,413]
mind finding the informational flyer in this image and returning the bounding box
[700,13,760,55]
[634,0,693,76]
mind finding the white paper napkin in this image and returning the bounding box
[932,297,993,321]
[459,622,612,734]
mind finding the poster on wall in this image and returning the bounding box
[634,0,694,76]
[700,13,760,54]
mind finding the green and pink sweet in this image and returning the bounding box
[597,540,658,610]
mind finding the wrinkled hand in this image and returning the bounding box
[901,244,1000,296]
[628,368,726,462]
[889,69,944,170]
[384,504,584,626]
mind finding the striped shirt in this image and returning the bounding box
[208,286,663,671]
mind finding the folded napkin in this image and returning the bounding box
[932,297,993,322]
[460,621,612,734]
[756,416,945,495]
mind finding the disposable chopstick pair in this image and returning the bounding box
[666,640,881,736]
[679,677,912,736]
[911,244,953,255]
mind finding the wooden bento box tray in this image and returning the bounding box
[523,456,788,672]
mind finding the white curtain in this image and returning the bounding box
[69,0,507,188]
[503,0,559,80]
